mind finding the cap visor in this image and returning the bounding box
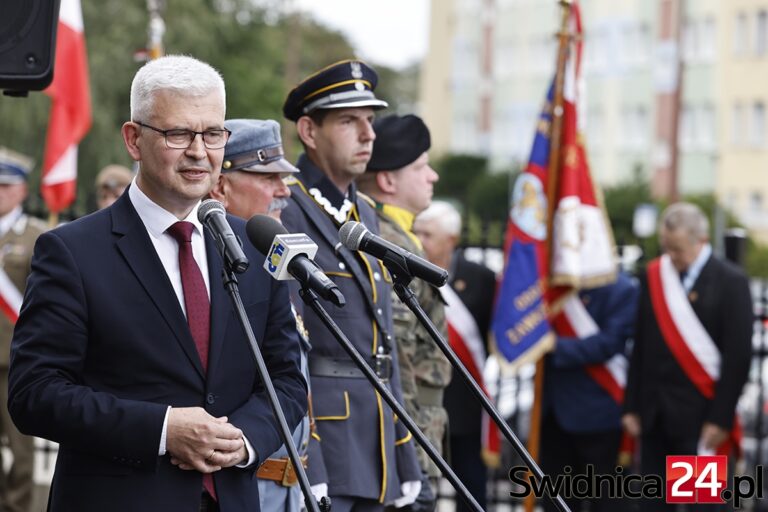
[238,158,300,174]
[0,175,26,185]
[317,98,389,111]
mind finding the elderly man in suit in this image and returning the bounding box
[414,200,497,512]
[623,202,753,511]
[8,55,307,512]
[281,60,422,512]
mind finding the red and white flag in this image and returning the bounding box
[42,0,91,213]
[442,285,501,464]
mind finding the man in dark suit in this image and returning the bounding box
[623,202,753,511]
[7,55,307,512]
[540,274,637,512]
[281,60,422,511]
[414,200,497,512]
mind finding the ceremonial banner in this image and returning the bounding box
[491,2,615,368]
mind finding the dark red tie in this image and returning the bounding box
[167,221,211,371]
[166,221,217,500]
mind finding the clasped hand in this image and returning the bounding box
[167,407,247,473]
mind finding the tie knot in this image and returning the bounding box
[167,221,195,244]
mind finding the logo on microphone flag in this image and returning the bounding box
[42,0,92,213]
[491,2,616,369]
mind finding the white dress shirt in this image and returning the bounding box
[128,180,255,466]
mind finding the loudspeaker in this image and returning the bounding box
[0,0,61,91]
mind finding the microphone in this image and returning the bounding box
[246,215,346,307]
[338,221,448,287]
[198,199,250,273]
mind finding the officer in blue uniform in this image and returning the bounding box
[281,60,422,512]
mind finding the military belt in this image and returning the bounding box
[309,355,392,381]
[416,385,445,407]
[256,456,308,487]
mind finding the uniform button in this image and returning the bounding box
[206,393,216,405]
[338,262,346,270]
[377,308,383,316]
[373,272,381,281]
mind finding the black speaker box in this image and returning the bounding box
[0,0,61,91]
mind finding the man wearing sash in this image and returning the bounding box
[356,114,449,509]
[623,202,753,511]
[281,60,421,512]
[0,147,46,512]
[541,274,638,512]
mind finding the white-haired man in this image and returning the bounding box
[8,55,307,512]
[623,202,753,511]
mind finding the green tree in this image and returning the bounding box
[0,0,359,216]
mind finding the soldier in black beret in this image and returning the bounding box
[357,115,447,509]
[280,60,423,512]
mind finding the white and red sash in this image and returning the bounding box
[647,255,720,398]
[0,267,22,324]
[441,285,501,462]
[551,294,627,404]
[647,255,740,456]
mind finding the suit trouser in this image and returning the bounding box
[540,413,625,512]
[0,369,34,512]
[640,419,730,512]
[448,432,487,512]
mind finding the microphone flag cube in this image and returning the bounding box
[264,233,318,280]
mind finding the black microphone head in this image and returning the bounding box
[246,214,288,254]
[198,199,225,223]
[338,221,369,251]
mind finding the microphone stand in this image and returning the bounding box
[220,266,329,512]
[298,285,483,512]
[390,274,572,512]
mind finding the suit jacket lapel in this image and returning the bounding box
[205,227,229,380]
[111,193,206,380]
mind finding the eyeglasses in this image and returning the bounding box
[134,121,231,149]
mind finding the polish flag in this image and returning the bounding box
[42,0,91,213]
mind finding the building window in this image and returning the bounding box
[750,191,763,213]
[679,105,691,150]
[701,16,716,61]
[699,104,716,150]
[757,10,768,56]
[734,12,749,56]
[588,107,603,147]
[683,18,699,62]
[751,101,765,147]
[731,103,745,147]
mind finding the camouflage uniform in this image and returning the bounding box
[0,212,46,512]
[373,203,451,477]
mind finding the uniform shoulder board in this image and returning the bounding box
[284,176,300,186]
[27,216,50,233]
[356,191,376,208]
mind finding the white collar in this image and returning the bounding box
[128,178,204,238]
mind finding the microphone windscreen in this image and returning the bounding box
[246,215,288,254]
[338,221,368,251]
[198,199,226,223]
